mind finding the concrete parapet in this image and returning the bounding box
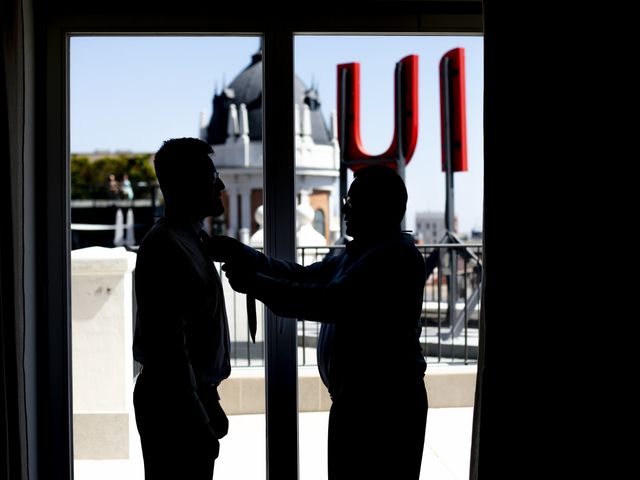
[219,364,476,415]
[71,247,137,459]
[424,364,477,408]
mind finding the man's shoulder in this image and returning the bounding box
[374,233,420,254]
[139,220,171,247]
[138,219,194,256]
[361,235,424,272]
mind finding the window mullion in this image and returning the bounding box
[262,29,299,480]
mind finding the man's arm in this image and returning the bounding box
[225,241,425,324]
[223,253,369,323]
[207,234,338,283]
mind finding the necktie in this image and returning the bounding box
[200,230,257,344]
[246,294,257,344]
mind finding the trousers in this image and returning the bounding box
[133,371,221,480]
[327,377,428,480]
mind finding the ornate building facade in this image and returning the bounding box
[200,48,340,245]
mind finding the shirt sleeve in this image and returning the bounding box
[249,244,417,323]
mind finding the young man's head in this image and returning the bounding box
[343,165,407,239]
[154,137,225,220]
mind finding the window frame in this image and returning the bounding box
[41,7,482,479]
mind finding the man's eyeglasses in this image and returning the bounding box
[213,171,221,183]
[341,197,352,211]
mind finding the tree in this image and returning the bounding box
[70,153,157,199]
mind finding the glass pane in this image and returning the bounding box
[70,35,267,479]
[294,35,483,479]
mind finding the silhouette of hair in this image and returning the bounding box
[154,137,214,198]
[350,165,407,225]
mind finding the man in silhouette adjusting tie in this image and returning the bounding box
[133,138,230,480]
[213,165,428,479]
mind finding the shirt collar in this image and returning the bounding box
[164,215,205,238]
[346,230,405,253]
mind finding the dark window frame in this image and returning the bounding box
[41,6,482,479]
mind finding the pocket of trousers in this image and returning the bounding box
[200,423,221,460]
[208,400,229,439]
[200,384,229,439]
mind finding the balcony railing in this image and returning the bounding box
[131,243,481,377]
[180,243,482,370]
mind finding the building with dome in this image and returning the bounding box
[199,47,341,245]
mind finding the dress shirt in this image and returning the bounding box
[243,232,427,399]
[133,217,230,424]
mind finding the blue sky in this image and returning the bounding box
[70,35,483,234]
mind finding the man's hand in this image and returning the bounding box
[206,235,249,264]
[222,261,255,294]
[199,422,220,459]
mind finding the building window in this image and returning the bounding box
[313,209,326,237]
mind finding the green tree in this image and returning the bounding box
[70,153,157,199]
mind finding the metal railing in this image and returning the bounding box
[213,243,482,367]
[417,243,482,365]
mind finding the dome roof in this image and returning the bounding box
[206,51,332,146]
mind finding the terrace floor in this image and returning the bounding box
[75,406,473,480]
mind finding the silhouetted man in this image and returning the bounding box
[133,137,230,480]
[215,165,428,479]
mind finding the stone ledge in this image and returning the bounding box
[219,365,477,414]
[71,246,137,275]
[425,364,477,407]
[73,413,129,460]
